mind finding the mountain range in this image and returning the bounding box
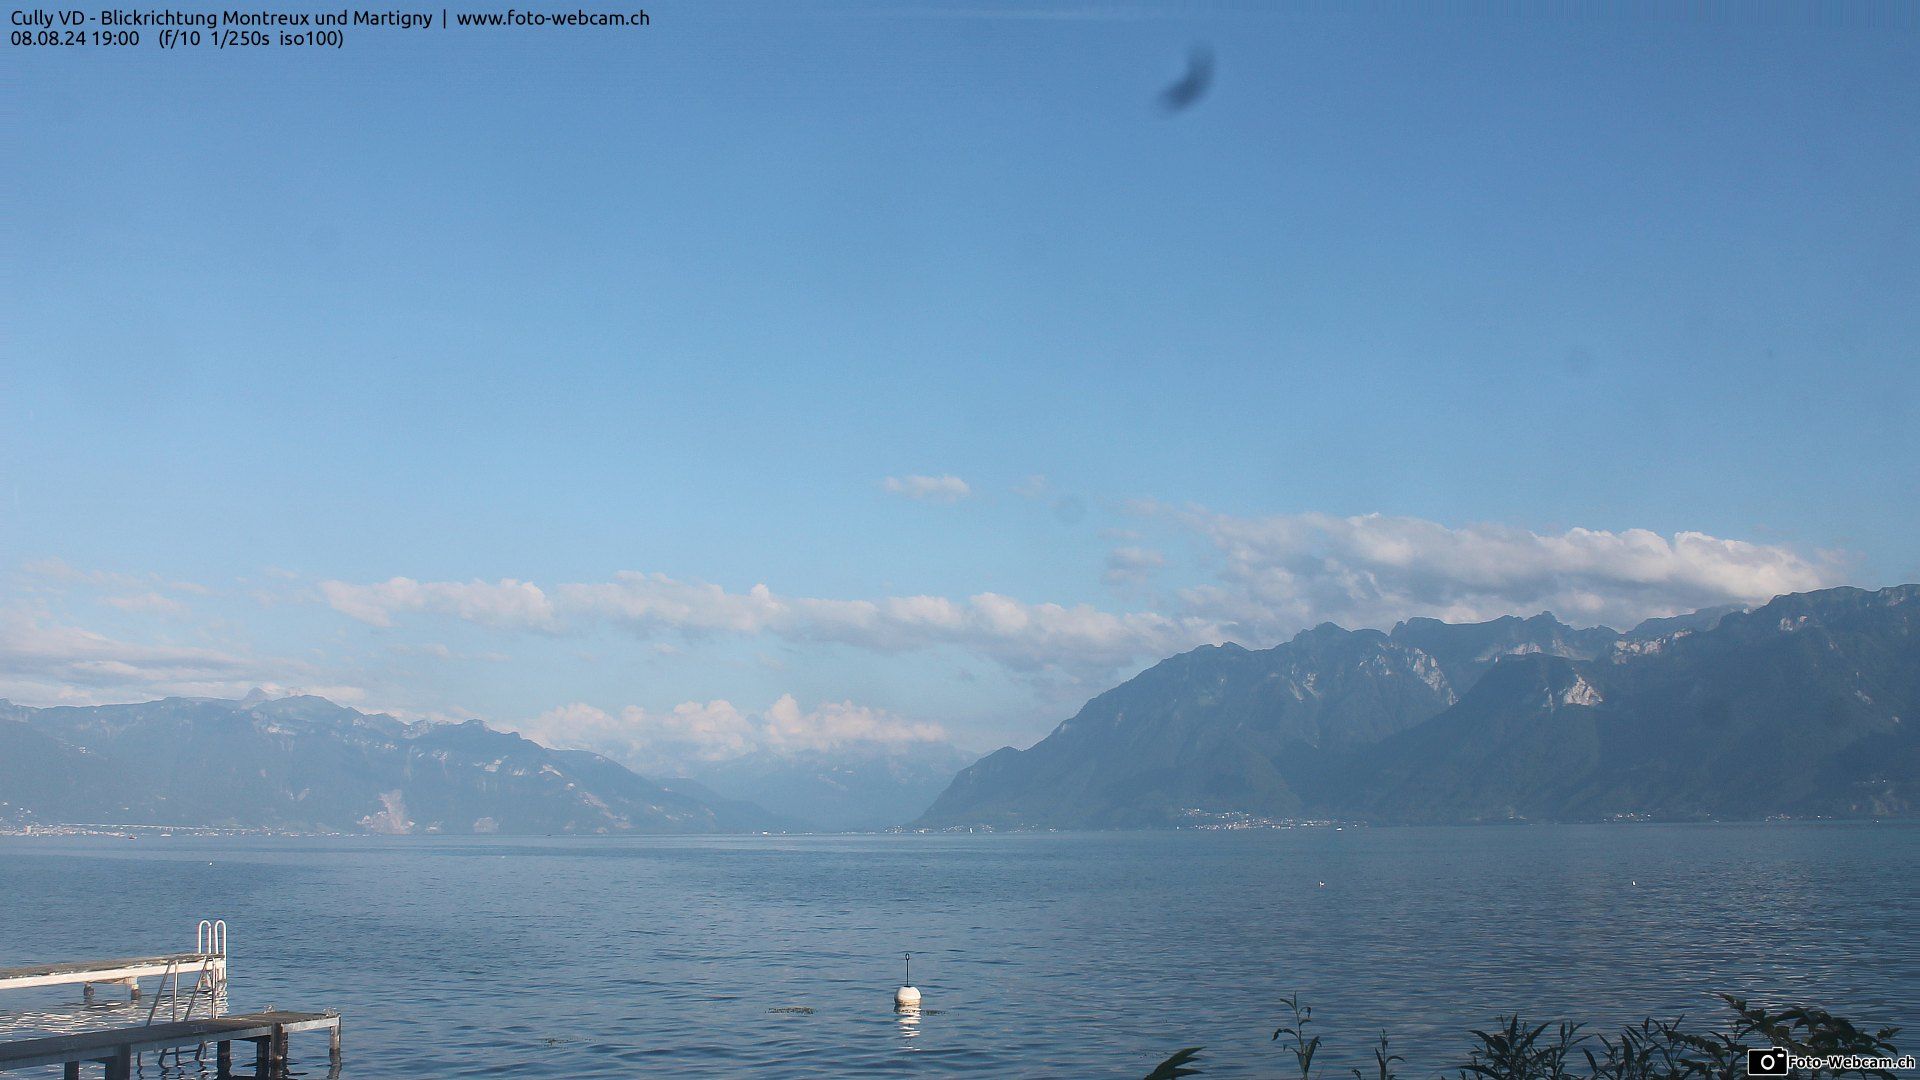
[915,584,1919,828]
[6,584,1913,833]
[0,693,789,834]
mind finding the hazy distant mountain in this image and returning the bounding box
[915,585,1919,828]
[0,716,140,823]
[1620,604,1745,641]
[0,695,787,834]
[682,742,981,831]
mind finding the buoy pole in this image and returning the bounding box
[894,952,920,1008]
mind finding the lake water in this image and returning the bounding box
[1,824,1915,1078]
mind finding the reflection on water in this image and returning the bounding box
[895,1003,920,1045]
[0,985,242,1080]
[0,986,225,1041]
[0,983,342,1080]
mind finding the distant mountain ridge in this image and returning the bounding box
[0,695,788,834]
[681,742,980,832]
[915,585,1919,828]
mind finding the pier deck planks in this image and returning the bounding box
[0,1011,338,1072]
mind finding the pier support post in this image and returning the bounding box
[329,1018,342,1064]
[217,1039,232,1076]
[253,1037,270,1078]
[106,1047,132,1080]
[124,977,140,1000]
[63,1062,79,1080]
[83,982,95,1004]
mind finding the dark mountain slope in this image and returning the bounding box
[919,625,1465,828]
[1347,586,1918,821]
[1388,612,1617,690]
[916,585,1918,828]
[1328,655,1610,823]
[1585,586,1915,818]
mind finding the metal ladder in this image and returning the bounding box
[141,920,229,1070]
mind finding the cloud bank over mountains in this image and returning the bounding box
[2,505,1851,752]
[0,608,370,708]
[512,694,952,776]
[1170,509,1844,641]
[321,570,1208,677]
[311,510,1842,677]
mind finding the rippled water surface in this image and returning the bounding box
[1,825,1915,1077]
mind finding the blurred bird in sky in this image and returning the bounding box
[1159,45,1214,113]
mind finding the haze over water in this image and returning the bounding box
[1,824,1914,1078]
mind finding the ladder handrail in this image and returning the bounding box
[195,919,227,958]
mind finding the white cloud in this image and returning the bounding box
[317,569,1216,679]
[21,558,209,601]
[101,591,190,615]
[298,509,1848,714]
[7,501,1859,744]
[759,694,947,754]
[311,509,1843,684]
[1103,545,1166,587]
[509,694,950,774]
[0,612,252,687]
[21,557,123,586]
[388,642,509,663]
[318,577,556,630]
[520,700,756,767]
[1175,510,1844,635]
[881,474,972,503]
[557,572,1215,674]
[0,609,360,706]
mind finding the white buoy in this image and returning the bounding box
[894,952,920,1008]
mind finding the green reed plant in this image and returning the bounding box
[1359,1031,1406,1080]
[1140,993,1903,1080]
[1275,993,1323,1080]
[1141,1046,1205,1079]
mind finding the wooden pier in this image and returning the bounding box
[0,919,230,1005]
[1,922,343,1077]
[0,1010,340,1077]
[0,954,226,1001]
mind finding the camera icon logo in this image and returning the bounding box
[1747,1048,1790,1077]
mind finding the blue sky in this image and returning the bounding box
[4,1,1916,765]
